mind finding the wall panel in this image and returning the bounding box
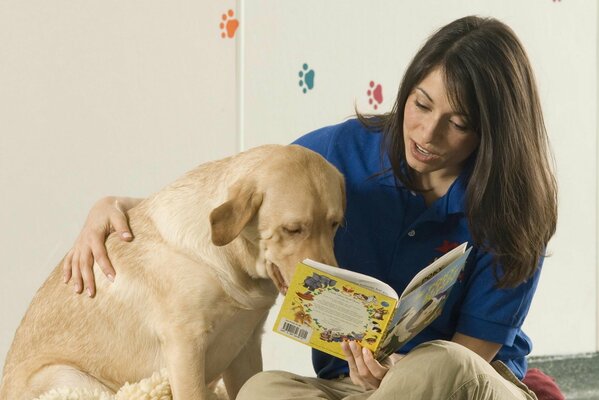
[0,0,238,369]
[239,0,598,374]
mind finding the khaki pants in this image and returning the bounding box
[237,340,537,400]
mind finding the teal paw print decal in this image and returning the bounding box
[298,63,315,93]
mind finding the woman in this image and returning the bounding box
[65,16,557,399]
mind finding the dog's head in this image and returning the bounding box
[209,145,346,294]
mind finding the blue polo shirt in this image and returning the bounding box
[293,119,541,380]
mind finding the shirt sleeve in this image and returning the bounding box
[291,124,338,158]
[456,250,542,346]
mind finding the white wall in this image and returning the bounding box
[1,0,597,380]
[0,0,237,370]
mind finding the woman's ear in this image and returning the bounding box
[209,180,263,246]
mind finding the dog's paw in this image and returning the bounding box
[207,379,228,400]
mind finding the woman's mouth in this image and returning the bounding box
[410,140,440,162]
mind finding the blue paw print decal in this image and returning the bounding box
[298,63,315,93]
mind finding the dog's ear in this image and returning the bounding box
[209,180,263,246]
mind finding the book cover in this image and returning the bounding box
[273,243,470,361]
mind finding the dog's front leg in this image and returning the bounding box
[222,311,268,399]
[162,330,207,400]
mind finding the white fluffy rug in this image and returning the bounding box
[34,369,227,400]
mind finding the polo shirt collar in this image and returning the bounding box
[376,160,470,217]
[444,166,470,215]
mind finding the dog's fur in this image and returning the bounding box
[0,144,345,400]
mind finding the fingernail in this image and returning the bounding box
[107,274,114,282]
[87,288,92,297]
[121,232,132,239]
[362,348,368,355]
[63,275,68,284]
[74,284,80,293]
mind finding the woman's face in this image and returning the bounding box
[403,67,479,184]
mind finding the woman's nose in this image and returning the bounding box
[420,116,442,143]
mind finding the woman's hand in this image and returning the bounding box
[341,341,403,390]
[63,196,142,297]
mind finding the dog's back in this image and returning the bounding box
[0,213,170,399]
[0,154,237,399]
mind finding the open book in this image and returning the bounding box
[273,242,471,361]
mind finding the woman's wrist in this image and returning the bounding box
[117,196,143,211]
[101,196,142,213]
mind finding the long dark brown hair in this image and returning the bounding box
[358,16,558,288]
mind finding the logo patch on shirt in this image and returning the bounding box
[435,240,460,254]
[435,240,467,283]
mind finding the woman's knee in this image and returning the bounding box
[415,340,488,363]
[375,341,514,399]
[236,370,298,400]
[395,340,496,378]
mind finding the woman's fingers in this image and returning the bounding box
[63,250,74,284]
[62,196,137,296]
[341,341,360,383]
[61,197,142,296]
[112,199,134,242]
[341,341,388,390]
[361,345,389,381]
[70,250,84,294]
[79,251,96,297]
[90,236,115,282]
[348,341,381,389]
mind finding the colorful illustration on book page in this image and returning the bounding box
[275,264,396,358]
[377,288,450,359]
[376,254,466,359]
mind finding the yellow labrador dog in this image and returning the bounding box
[0,144,345,400]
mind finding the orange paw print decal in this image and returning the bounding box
[220,9,239,39]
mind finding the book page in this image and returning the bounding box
[401,242,468,299]
[303,259,398,299]
[376,247,471,360]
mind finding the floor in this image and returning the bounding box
[528,352,599,399]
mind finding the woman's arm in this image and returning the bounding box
[451,332,502,362]
[63,196,143,297]
[342,333,501,390]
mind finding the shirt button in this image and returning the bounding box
[408,230,416,237]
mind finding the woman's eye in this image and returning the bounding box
[283,227,302,235]
[331,221,340,229]
[450,120,468,131]
[415,101,429,111]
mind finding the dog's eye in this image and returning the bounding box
[283,226,303,235]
